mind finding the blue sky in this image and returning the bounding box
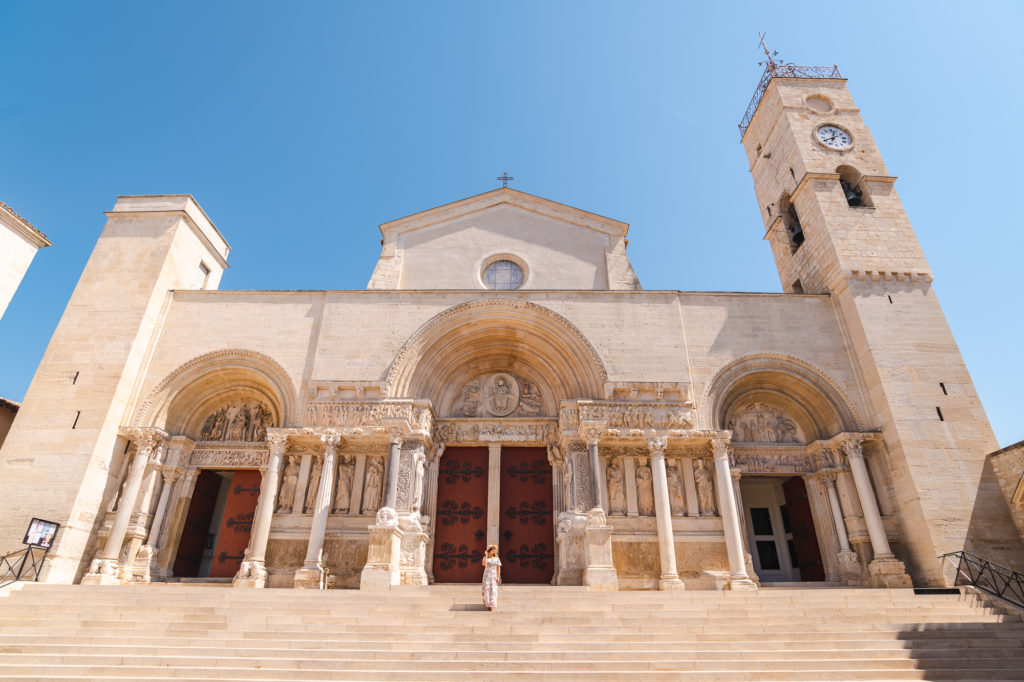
[1,1,1021,445]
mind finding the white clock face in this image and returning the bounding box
[817,125,851,149]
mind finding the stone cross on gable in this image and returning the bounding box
[497,172,514,188]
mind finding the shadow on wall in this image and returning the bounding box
[964,456,1024,572]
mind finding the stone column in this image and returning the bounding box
[295,432,340,589]
[649,438,683,590]
[83,430,164,585]
[711,438,756,590]
[840,438,911,587]
[235,432,287,588]
[360,433,405,590]
[422,444,442,583]
[821,470,861,585]
[487,444,502,546]
[587,437,604,512]
[157,469,197,578]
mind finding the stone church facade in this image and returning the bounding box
[1,68,1021,591]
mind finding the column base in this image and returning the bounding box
[81,559,125,585]
[233,559,269,588]
[868,555,912,588]
[724,575,759,591]
[293,562,327,589]
[837,550,863,586]
[659,575,685,590]
[582,508,617,592]
[360,519,403,590]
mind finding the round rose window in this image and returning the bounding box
[484,260,524,290]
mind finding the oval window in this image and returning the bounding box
[484,260,524,290]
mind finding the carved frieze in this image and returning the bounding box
[564,402,694,433]
[728,402,803,444]
[303,400,433,434]
[731,450,815,474]
[189,446,269,469]
[434,420,556,445]
[199,401,274,442]
[455,373,545,418]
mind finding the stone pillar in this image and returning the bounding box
[681,456,699,517]
[234,432,287,588]
[295,432,340,589]
[587,437,604,512]
[487,444,501,546]
[360,433,404,590]
[821,470,861,585]
[711,438,756,590]
[349,453,367,516]
[841,438,911,587]
[623,456,639,516]
[423,444,441,583]
[649,438,683,590]
[582,507,617,591]
[157,469,197,578]
[83,430,164,585]
[293,454,312,516]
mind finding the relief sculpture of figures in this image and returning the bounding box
[667,462,686,516]
[636,463,654,516]
[362,457,384,514]
[304,456,322,513]
[411,455,425,512]
[200,401,273,442]
[728,402,801,444]
[606,457,626,515]
[333,456,354,513]
[694,457,717,516]
[276,455,299,513]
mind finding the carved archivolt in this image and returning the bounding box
[133,349,297,436]
[703,353,863,439]
[385,299,608,403]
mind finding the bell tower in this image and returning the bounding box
[740,61,1024,582]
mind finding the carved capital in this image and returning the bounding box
[160,469,181,486]
[840,436,864,462]
[647,437,668,458]
[321,431,342,450]
[266,431,289,452]
[710,437,732,463]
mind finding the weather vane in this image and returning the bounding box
[757,31,780,73]
[497,172,514,189]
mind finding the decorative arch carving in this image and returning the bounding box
[386,299,607,408]
[133,349,298,439]
[702,353,863,441]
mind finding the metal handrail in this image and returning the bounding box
[738,63,843,139]
[0,545,50,589]
[941,551,1024,609]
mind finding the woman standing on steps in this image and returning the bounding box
[481,544,502,610]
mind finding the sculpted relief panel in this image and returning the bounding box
[457,373,544,418]
[200,401,274,442]
[727,402,803,444]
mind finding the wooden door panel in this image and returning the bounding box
[499,447,554,584]
[783,476,825,581]
[173,469,220,578]
[432,447,488,583]
[209,470,261,578]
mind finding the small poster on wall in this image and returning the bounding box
[23,518,60,549]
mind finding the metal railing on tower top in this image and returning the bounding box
[738,63,843,139]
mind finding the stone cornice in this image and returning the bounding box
[378,188,629,240]
[0,201,51,248]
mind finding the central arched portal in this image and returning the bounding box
[391,300,605,585]
[432,444,554,584]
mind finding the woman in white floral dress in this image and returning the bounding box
[481,544,502,610]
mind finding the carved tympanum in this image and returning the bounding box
[456,373,544,418]
[200,401,274,442]
[728,402,802,444]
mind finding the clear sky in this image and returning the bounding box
[1,1,1021,445]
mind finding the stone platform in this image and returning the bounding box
[0,583,1022,680]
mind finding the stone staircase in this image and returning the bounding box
[0,583,1022,680]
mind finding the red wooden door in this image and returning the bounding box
[209,470,262,577]
[173,469,221,578]
[782,476,825,581]
[432,447,488,582]
[499,447,554,584]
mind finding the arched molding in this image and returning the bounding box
[386,299,608,408]
[133,349,298,438]
[702,353,863,441]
